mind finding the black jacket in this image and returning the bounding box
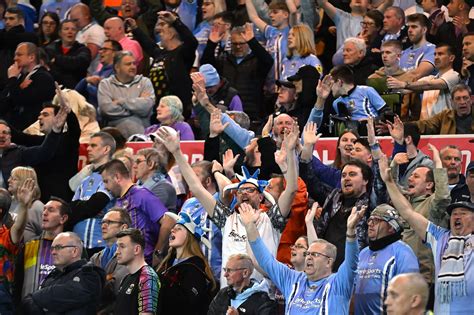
[201,37,274,122]
[0,25,39,90]
[45,40,92,89]
[10,112,80,202]
[133,18,197,120]
[0,66,55,131]
[451,174,472,202]
[157,255,216,315]
[1,131,62,189]
[208,283,277,315]
[21,259,105,315]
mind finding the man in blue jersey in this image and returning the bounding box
[70,131,116,257]
[354,204,419,314]
[380,155,474,314]
[240,201,366,314]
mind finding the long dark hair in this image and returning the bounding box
[38,12,60,46]
[333,129,359,170]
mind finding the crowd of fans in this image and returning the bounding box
[0,0,473,314]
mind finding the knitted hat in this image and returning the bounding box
[370,204,404,233]
[165,211,211,248]
[199,64,220,87]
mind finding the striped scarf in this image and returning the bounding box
[437,234,469,303]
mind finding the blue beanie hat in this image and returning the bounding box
[199,64,220,87]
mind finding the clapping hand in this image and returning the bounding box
[238,202,261,227]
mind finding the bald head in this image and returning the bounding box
[272,113,295,140]
[70,3,92,28]
[51,232,84,270]
[104,17,125,41]
[385,273,429,315]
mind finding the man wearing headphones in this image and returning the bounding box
[208,253,276,315]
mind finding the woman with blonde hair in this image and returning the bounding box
[281,24,323,79]
[157,212,216,314]
[7,167,44,241]
[144,95,195,140]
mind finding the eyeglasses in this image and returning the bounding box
[305,251,331,259]
[134,159,146,165]
[367,217,384,225]
[51,245,77,251]
[360,21,376,27]
[223,267,246,273]
[99,47,115,52]
[290,244,308,250]
[236,187,258,195]
[101,219,123,226]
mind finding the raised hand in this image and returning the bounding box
[191,73,210,106]
[209,24,224,43]
[347,205,367,230]
[428,143,442,167]
[283,122,299,151]
[157,11,176,24]
[222,149,239,176]
[393,152,409,165]
[303,121,321,146]
[52,85,71,133]
[238,202,261,227]
[387,115,404,144]
[240,22,255,42]
[378,154,393,183]
[316,75,333,99]
[153,127,181,154]
[261,115,273,137]
[366,116,377,145]
[211,160,224,174]
[17,178,36,208]
[124,17,138,30]
[274,146,288,172]
[305,202,322,224]
[209,109,229,137]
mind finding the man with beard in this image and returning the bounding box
[380,155,474,314]
[354,204,419,314]
[400,14,436,80]
[154,124,298,284]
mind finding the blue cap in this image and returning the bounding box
[199,64,220,87]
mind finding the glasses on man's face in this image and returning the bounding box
[305,251,331,259]
[367,217,384,226]
[99,47,114,52]
[134,159,146,165]
[51,244,77,251]
[223,267,246,273]
[236,187,258,195]
[101,219,123,226]
[290,244,308,250]
[360,21,375,27]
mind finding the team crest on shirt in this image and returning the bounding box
[126,283,135,294]
[368,253,377,266]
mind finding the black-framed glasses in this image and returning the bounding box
[223,267,246,273]
[360,21,375,27]
[231,42,247,47]
[290,244,308,250]
[236,187,258,195]
[305,251,331,259]
[367,217,384,225]
[101,219,123,226]
[51,245,77,251]
[99,47,115,52]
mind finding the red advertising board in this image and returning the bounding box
[78,135,474,173]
